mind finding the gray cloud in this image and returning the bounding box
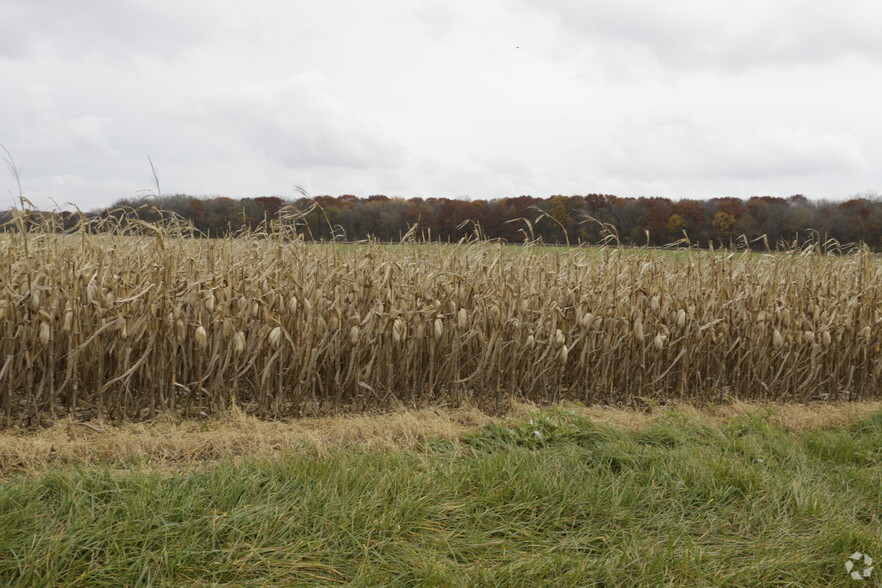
[597,118,867,181]
[1,0,881,209]
[0,0,225,61]
[205,74,406,171]
[414,1,465,41]
[518,0,882,70]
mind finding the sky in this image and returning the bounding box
[1,0,881,211]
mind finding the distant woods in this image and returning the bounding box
[4,192,882,248]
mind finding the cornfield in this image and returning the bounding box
[2,217,882,425]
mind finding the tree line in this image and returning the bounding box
[4,192,882,248]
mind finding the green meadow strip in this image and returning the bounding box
[0,408,879,586]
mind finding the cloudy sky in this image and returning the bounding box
[2,1,880,211]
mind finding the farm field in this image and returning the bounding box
[0,402,879,586]
[2,223,882,425]
[6,0,882,584]
[2,221,882,586]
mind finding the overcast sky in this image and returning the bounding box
[2,1,881,211]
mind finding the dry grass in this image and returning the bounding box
[3,212,882,425]
[0,405,493,477]
[1,400,878,477]
[536,399,882,432]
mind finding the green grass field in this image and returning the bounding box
[1,406,879,586]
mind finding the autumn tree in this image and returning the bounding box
[86,191,882,250]
[639,197,673,244]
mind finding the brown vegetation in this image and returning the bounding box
[2,213,882,426]
[1,401,878,477]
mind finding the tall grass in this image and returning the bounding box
[0,408,879,586]
[2,211,882,424]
